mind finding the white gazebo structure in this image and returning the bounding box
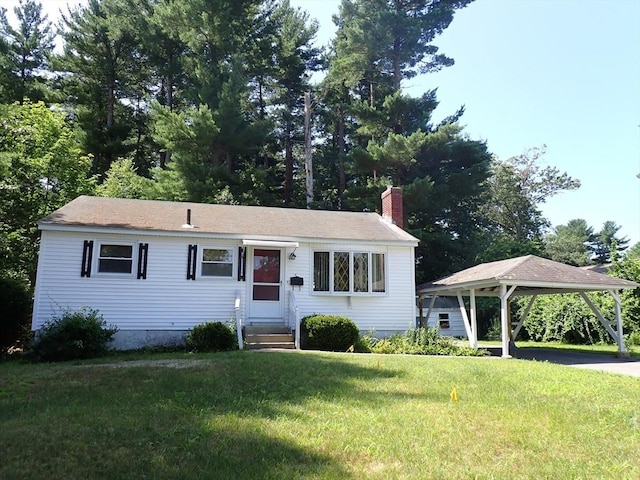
[416,255,639,358]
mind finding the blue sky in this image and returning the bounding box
[8,0,639,247]
[290,0,640,248]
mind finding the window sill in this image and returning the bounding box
[311,291,387,297]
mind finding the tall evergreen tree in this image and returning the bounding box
[0,0,54,103]
[150,0,275,202]
[592,221,629,264]
[56,0,143,176]
[268,0,321,205]
[544,219,594,266]
[320,0,487,280]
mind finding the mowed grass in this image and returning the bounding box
[1,351,639,480]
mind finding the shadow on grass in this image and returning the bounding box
[512,345,640,366]
[1,351,412,480]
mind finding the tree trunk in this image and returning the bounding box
[369,78,374,108]
[106,81,115,129]
[160,69,175,168]
[392,0,402,91]
[304,92,313,208]
[337,108,346,208]
[284,113,293,205]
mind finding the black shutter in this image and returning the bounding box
[237,246,246,281]
[81,240,93,277]
[187,244,197,280]
[137,243,149,279]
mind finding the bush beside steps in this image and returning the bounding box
[29,307,118,362]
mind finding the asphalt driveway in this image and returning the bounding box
[513,347,640,377]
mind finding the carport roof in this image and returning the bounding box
[416,255,639,297]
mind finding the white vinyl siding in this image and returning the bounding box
[32,232,244,332]
[424,309,468,338]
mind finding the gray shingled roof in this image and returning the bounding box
[417,255,639,295]
[39,196,418,244]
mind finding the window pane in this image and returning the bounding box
[201,248,233,277]
[253,249,280,283]
[203,248,232,262]
[98,243,133,273]
[253,285,280,301]
[354,252,368,292]
[314,252,329,291]
[100,244,132,258]
[372,253,385,292]
[334,252,350,292]
[201,263,233,277]
[99,259,132,273]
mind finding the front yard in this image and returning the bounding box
[1,351,638,479]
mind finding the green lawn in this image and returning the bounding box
[1,351,638,480]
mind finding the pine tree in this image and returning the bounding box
[57,0,143,176]
[0,0,54,103]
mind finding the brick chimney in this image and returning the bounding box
[381,186,404,229]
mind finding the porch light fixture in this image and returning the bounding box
[288,248,297,260]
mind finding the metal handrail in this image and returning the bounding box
[235,290,243,350]
[289,291,301,349]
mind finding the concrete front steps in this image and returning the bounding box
[244,325,295,350]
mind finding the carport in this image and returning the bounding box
[416,255,640,358]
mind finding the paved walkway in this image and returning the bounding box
[512,347,640,377]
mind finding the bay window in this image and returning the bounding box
[313,250,386,294]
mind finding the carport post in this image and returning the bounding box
[500,285,510,358]
[499,284,517,358]
[424,295,437,329]
[457,292,474,341]
[470,289,478,348]
[611,290,628,357]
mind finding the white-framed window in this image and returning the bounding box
[438,313,450,329]
[313,250,386,294]
[97,243,134,274]
[200,247,234,278]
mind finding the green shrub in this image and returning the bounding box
[625,330,640,347]
[300,315,359,351]
[186,321,236,352]
[370,327,487,356]
[521,294,610,345]
[0,276,32,350]
[354,332,375,353]
[29,307,117,362]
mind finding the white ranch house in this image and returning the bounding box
[32,187,418,349]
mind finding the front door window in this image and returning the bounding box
[252,249,280,301]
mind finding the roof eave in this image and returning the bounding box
[417,277,639,296]
[497,279,640,291]
[39,223,419,246]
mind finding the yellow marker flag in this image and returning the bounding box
[376,360,381,369]
[450,386,458,403]
[347,345,355,353]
